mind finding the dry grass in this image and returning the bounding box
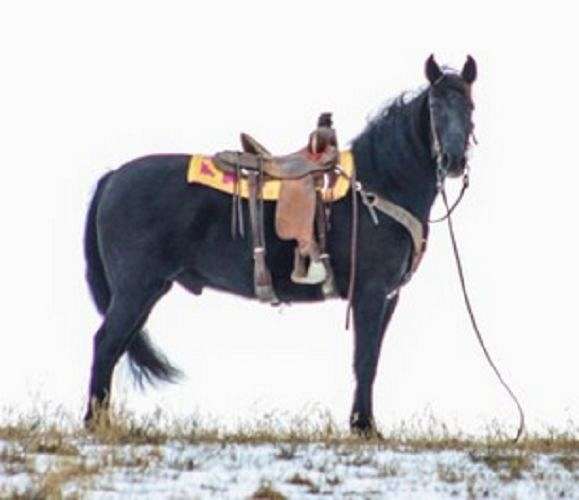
[286,472,320,493]
[251,480,287,499]
[0,404,577,497]
[275,444,297,461]
[377,461,399,478]
[554,454,578,472]
[85,406,172,446]
[0,404,577,463]
[0,407,579,458]
[1,404,577,453]
[0,459,99,499]
[469,451,533,481]
[437,463,465,483]
[36,460,99,498]
[0,444,35,478]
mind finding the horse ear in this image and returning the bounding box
[425,54,443,84]
[461,55,477,84]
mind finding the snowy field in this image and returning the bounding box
[1,440,577,499]
[1,409,577,499]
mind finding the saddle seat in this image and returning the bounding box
[213,132,338,180]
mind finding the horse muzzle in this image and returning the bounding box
[440,152,467,178]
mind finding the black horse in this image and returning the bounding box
[84,55,477,434]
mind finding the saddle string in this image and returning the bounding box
[236,162,245,237]
[258,159,266,245]
[231,158,244,239]
[231,159,238,238]
[440,184,526,443]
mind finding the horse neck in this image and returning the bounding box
[352,93,438,223]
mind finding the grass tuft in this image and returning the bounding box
[469,451,533,481]
[251,480,287,499]
[437,463,465,484]
[286,472,315,488]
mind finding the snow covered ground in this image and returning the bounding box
[1,435,577,498]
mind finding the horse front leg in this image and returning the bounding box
[350,287,399,437]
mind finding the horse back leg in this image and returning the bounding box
[84,280,170,424]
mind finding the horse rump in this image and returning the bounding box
[84,171,181,388]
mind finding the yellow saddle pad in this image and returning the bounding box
[187,151,354,203]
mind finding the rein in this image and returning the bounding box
[439,182,526,442]
[428,81,526,440]
[429,171,469,223]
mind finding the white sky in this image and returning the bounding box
[1,1,577,435]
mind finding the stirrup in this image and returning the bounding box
[291,257,327,285]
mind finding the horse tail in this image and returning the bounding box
[127,331,182,387]
[84,171,114,315]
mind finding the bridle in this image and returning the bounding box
[427,75,474,223]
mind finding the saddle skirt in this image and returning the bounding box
[187,151,354,203]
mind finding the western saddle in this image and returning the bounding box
[213,113,340,304]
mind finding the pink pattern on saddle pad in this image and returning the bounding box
[200,161,215,177]
[222,172,238,184]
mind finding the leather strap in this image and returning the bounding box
[247,170,277,304]
[362,192,426,275]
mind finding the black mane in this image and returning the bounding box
[351,85,437,222]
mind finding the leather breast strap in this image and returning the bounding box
[361,190,427,276]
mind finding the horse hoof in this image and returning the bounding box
[84,415,97,432]
[350,413,383,440]
[351,426,384,441]
[84,408,111,432]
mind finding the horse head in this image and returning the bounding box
[425,54,477,179]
